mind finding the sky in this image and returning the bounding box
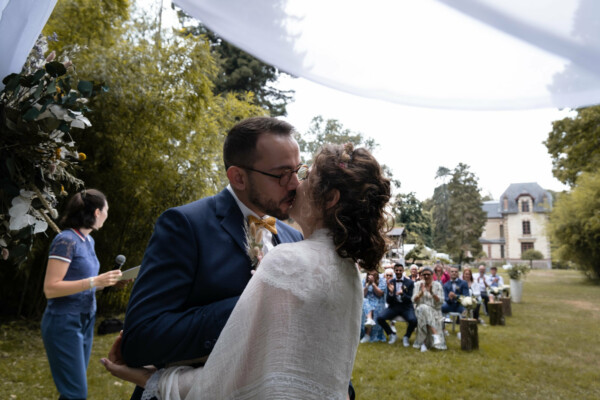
[276,75,571,201]
[150,0,574,202]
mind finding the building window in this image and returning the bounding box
[500,245,505,258]
[503,196,508,211]
[522,221,531,235]
[500,224,504,238]
[521,200,530,212]
[521,242,534,253]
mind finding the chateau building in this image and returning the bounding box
[479,182,552,268]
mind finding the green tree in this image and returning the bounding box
[521,249,544,268]
[296,116,400,189]
[549,171,600,279]
[429,167,451,250]
[545,106,600,186]
[393,192,432,246]
[446,163,486,264]
[176,12,293,116]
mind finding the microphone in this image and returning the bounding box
[113,254,126,270]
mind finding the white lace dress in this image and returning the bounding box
[147,229,362,400]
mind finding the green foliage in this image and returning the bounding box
[507,263,531,280]
[393,192,432,246]
[521,249,544,267]
[1,0,266,318]
[405,243,431,262]
[545,106,600,186]
[0,36,100,268]
[446,163,487,264]
[70,16,263,298]
[549,171,600,279]
[429,164,486,264]
[176,12,293,116]
[296,116,400,189]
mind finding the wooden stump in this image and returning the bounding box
[460,318,479,351]
[501,297,512,317]
[488,302,505,326]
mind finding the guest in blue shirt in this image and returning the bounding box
[41,189,123,399]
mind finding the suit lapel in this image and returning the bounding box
[215,189,247,253]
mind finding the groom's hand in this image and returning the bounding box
[102,330,156,388]
[108,330,124,364]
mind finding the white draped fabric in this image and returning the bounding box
[0,0,57,86]
[3,0,600,109]
[150,229,362,399]
[174,0,600,110]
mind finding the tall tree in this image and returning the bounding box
[393,192,432,247]
[176,11,294,116]
[430,166,451,250]
[549,171,600,279]
[445,163,487,265]
[296,116,400,189]
[544,106,600,186]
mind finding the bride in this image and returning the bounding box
[102,143,391,399]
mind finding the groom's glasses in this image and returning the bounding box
[239,164,309,186]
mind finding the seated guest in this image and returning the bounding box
[433,262,450,284]
[474,264,490,314]
[408,264,420,282]
[462,267,483,323]
[360,270,386,343]
[376,263,417,347]
[412,267,446,352]
[442,266,469,314]
[383,267,394,284]
[489,266,504,288]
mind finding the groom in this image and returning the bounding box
[120,117,305,399]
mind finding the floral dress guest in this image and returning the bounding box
[360,270,387,343]
[412,267,446,352]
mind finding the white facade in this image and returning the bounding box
[480,183,552,268]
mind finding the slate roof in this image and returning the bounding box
[387,227,406,237]
[500,182,553,213]
[483,201,502,218]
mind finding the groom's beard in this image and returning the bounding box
[247,184,295,221]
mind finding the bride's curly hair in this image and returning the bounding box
[309,143,392,270]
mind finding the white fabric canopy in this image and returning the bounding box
[174,0,600,110]
[0,0,57,85]
[2,0,600,109]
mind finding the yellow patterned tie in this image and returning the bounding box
[247,215,278,235]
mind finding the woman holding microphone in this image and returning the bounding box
[41,189,122,399]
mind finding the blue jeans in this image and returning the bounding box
[41,311,95,399]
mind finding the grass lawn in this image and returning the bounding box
[1,269,599,399]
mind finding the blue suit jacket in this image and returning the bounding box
[386,276,414,309]
[443,278,470,304]
[122,189,303,369]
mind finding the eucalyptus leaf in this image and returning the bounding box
[22,107,41,122]
[77,80,93,97]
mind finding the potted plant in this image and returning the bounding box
[506,263,530,303]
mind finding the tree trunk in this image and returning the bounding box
[501,297,512,317]
[460,318,479,351]
[488,302,505,326]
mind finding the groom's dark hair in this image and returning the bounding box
[223,117,296,170]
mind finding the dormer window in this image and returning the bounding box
[521,199,530,212]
